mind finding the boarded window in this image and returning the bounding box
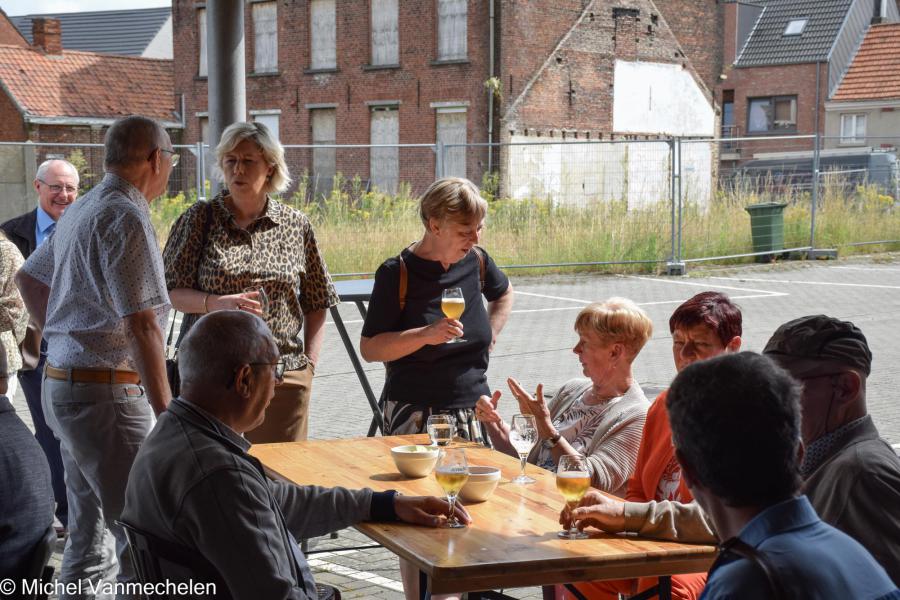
[253,2,278,73]
[371,0,399,66]
[199,117,209,143]
[311,109,337,197]
[198,8,207,77]
[370,107,399,193]
[436,108,466,178]
[253,113,280,141]
[437,0,467,60]
[310,0,336,69]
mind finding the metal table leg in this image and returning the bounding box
[329,304,383,435]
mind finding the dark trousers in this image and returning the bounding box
[19,350,68,527]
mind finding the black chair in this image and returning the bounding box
[20,524,56,600]
[118,521,341,600]
[117,520,231,600]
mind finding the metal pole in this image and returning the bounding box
[677,138,684,262]
[809,61,822,255]
[195,141,205,202]
[669,138,676,261]
[208,0,246,195]
[487,0,495,174]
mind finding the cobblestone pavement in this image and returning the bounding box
[15,253,899,599]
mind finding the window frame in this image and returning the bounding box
[783,18,808,36]
[839,113,867,145]
[746,95,798,134]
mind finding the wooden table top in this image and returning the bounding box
[251,435,716,594]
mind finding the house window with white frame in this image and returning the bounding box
[840,113,867,144]
[253,2,278,73]
[252,112,280,141]
[198,8,207,77]
[311,108,337,197]
[370,106,399,192]
[437,0,467,61]
[310,0,336,70]
[371,0,399,66]
[435,107,466,178]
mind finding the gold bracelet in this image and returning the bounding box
[203,293,210,313]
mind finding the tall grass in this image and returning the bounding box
[152,173,898,276]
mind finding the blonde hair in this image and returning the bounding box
[215,121,292,194]
[575,297,653,356]
[419,177,487,227]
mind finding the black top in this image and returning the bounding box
[362,247,509,409]
[0,209,38,259]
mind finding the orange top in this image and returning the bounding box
[626,390,693,504]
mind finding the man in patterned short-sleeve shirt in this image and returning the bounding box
[16,115,175,592]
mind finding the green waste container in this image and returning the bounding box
[745,202,787,262]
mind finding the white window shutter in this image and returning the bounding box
[311,0,337,69]
[198,8,207,77]
[370,109,399,193]
[436,109,467,178]
[438,0,467,60]
[253,2,278,73]
[312,109,337,197]
[371,0,399,65]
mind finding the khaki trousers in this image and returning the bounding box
[245,365,313,443]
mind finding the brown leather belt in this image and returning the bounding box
[46,365,141,385]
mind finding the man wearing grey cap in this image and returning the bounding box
[764,314,900,584]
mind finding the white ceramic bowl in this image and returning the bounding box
[390,445,440,478]
[459,465,501,502]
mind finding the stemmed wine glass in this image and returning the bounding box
[557,455,590,540]
[509,414,538,484]
[434,448,469,528]
[243,286,270,318]
[441,287,465,343]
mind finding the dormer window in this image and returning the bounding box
[784,19,808,36]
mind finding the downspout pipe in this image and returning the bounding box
[810,60,822,255]
[487,0,495,174]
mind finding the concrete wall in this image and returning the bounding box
[612,60,716,136]
[504,136,712,208]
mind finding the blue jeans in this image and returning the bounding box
[42,371,154,600]
[19,350,68,527]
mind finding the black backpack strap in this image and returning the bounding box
[713,537,787,600]
[471,245,486,293]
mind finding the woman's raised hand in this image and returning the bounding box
[422,318,464,345]
[475,390,503,423]
[507,377,549,423]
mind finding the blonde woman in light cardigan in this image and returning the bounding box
[476,298,652,495]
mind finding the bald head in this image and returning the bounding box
[178,310,274,393]
[104,115,168,169]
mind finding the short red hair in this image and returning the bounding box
[669,292,742,346]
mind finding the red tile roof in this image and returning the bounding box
[833,23,900,102]
[0,44,175,122]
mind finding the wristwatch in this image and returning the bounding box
[542,431,562,450]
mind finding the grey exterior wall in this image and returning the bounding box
[0,144,37,223]
[824,103,900,149]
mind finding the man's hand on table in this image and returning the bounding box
[395,495,473,528]
[559,489,626,534]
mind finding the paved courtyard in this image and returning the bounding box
[14,252,900,599]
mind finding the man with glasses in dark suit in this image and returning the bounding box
[0,158,79,538]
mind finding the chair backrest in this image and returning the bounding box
[117,520,232,600]
[20,525,56,600]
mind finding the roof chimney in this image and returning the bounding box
[32,18,62,54]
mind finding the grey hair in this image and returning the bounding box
[104,115,168,168]
[215,121,292,194]
[178,310,274,389]
[35,159,79,183]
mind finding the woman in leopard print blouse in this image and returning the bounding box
[163,121,338,442]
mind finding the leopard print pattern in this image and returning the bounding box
[163,191,339,370]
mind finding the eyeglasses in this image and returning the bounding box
[250,361,286,381]
[226,360,285,389]
[38,179,77,195]
[159,148,180,167]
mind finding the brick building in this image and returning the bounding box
[0,15,179,218]
[173,0,722,199]
[717,0,900,168]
